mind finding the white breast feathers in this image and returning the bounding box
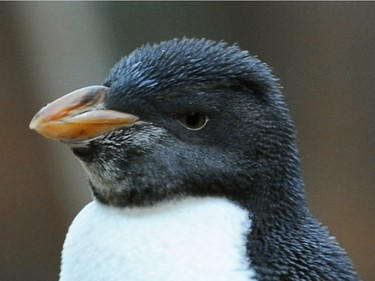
[59,196,257,281]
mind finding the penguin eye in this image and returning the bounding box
[178,113,208,130]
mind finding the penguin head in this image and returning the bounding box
[30,38,303,210]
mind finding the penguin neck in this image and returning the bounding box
[252,175,307,217]
[243,147,309,221]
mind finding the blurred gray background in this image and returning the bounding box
[1,2,374,280]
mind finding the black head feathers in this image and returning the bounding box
[104,38,280,96]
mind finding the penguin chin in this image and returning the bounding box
[78,160,166,208]
[71,146,95,162]
[90,184,169,208]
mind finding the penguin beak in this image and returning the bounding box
[29,85,139,142]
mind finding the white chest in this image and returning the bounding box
[59,197,257,281]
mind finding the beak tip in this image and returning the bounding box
[29,120,36,130]
[29,114,40,130]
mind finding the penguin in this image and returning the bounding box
[30,38,359,281]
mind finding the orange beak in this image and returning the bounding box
[29,86,139,142]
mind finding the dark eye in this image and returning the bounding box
[178,113,208,130]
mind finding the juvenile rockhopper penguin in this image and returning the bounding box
[30,38,359,281]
